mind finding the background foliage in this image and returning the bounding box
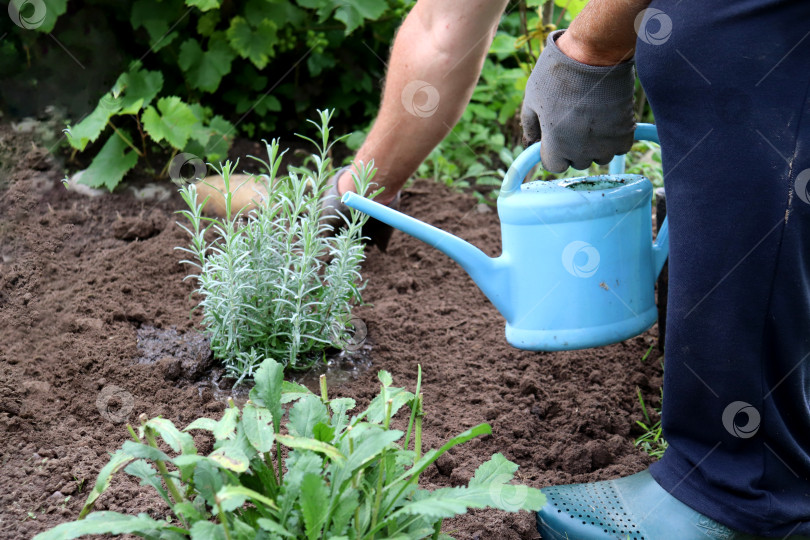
[2,0,656,192]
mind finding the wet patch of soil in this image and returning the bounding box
[0,127,662,539]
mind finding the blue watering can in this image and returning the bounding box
[341,124,668,351]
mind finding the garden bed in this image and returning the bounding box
[0,127,662,539]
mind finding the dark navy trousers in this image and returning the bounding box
[635,0,810,535]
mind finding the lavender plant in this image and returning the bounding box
[176,110,377,381]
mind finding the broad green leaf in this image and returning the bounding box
[257,518,295,537]
[378,370,392,387]
[469,453,518,487]
[276,434,345,462]
[79,451,134,518]
[186,0,220,11]
[217,485,278,511]
[365,387,413,424]
[124,460,172,506]
[11,0,67,34]
[210,446,249,473]
[554,0,589,17]
[332,429,403,490]
[121,441,171,462]
[142,96,198,149]
[300,473,328,539]
[213,406,239,440]
[329,397,356,433]
[391,483,545,520]
[329,489,359,536]
[334,0,387,35]
[114,68,164,115]
[226,16,278,69]
[65,100,119,151]
[245,0,306,27]
[173,501,205,522]
[193,459,223,506]
[77,132,138,191]
[242,402,275,452]
[131,0,184,51]
[189,520,227,540]
[280,380,312,404]
[172,453,206,482]
[185,417,218,432]
[289,395,329,437]
[388,424,491,488]
[312,422,335,443]
[146,417,197,454]
[178,36,235,92]
[197,11,219,35]
[250,358,284,432]
[32,512,168,540]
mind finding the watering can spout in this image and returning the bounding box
[341,192,513,320]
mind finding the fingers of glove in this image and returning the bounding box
[540,142,571,173]
[594,155,614,166]
[571,158,594,171]
[520,104,541,147]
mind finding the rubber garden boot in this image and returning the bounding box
[536,470,810,540]
[321,166,400,252]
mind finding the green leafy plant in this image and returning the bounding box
[65,63,235,190]
[4,0,412,191]
[177,110,374,380]
[34,360,545,539]
[634,346,667,459]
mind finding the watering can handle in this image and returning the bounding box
[500,123,660,194]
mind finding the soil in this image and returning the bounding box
[0,126,663,539]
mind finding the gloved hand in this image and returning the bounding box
[321,167,400,252]
[521,30,636,173]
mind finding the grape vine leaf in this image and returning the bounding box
[65,101,120,151]
[554,0,589,17]
[226,16,278,70]
[178,35,235,92]
[334,0,388,35]
[131,0,184,51]
[78,133,139,191]
[142,96,198,149]
[15,0,68,34]
[185,0,221,12]
[113,68,164,115]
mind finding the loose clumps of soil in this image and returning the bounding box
[0,127,663,539]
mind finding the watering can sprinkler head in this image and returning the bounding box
[342,124,668,351]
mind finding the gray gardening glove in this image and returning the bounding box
[521,30,636,172]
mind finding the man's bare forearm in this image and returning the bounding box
[557,0,652,65]
[338,0,508,202]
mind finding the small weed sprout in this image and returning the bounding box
[176,110,378,381]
